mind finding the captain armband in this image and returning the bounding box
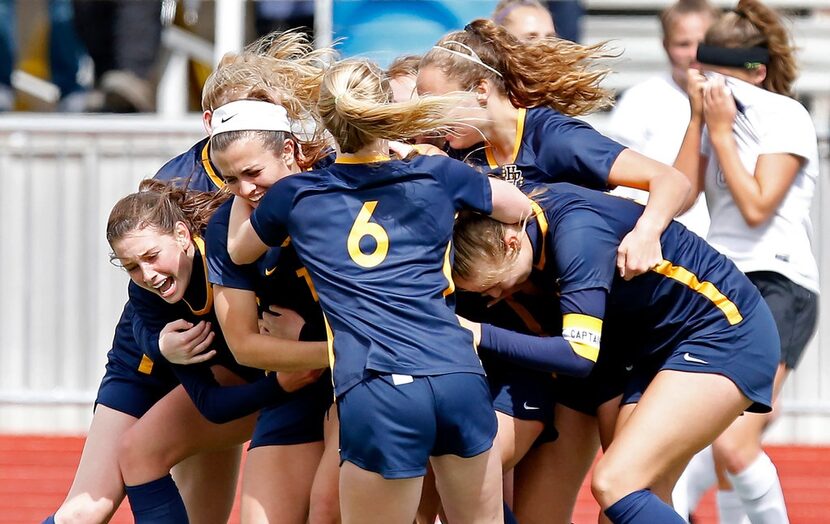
[562,314,602,363]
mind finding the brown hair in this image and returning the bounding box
[387,54,421,79]
[318,58,474,154]
[106,179,230,249]
[452,211,518,285]
[421,18,615,116]
[704,0,797,95]
[660,0,720,38]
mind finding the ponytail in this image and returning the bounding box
[704,0,797,96]
[422,18,616,116]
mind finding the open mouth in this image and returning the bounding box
[152,277,176,299]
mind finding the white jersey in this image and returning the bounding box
[702,76,819,294]
[606,73,710,237]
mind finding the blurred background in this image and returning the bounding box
[0,1,828,522]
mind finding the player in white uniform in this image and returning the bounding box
[675,1,819,521]
[606,0,719,238]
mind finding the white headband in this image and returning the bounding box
[431,41,503,78]
[210,100,292,137]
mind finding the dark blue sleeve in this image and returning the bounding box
[478,288,607,377]
[427,156,493,214]
[250,182,293,247]
[173,365,288,424]
[128,282,179,361]
[549,198,619,293]
[535,113,625,189]
[206,201,259,289]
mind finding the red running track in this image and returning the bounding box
[2,435,828,523]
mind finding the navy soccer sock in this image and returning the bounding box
[125,474,189,523]
[504,500,519,524]
[604,489,685,523]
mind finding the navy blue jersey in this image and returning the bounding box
[129,236,288,423]
[250,155,493,396]
[449,107,624,189]
[529,184,761,361]
[154,137,225,191]
[206,199,325,341]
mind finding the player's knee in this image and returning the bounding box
[591,456,631,508]
[308,487,340,524]
[712,439,759,475]
[54,494,115,524]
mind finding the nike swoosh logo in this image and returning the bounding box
[220,114,236,123]
[683,352,708,365]
[264,266,277,276]
[625,364,634,372]
[523,402,540,411]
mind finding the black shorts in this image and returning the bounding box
[747,271,818,370]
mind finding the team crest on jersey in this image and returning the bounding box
[501,164,524,187]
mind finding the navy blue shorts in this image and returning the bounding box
[485,359,556,423]
[250,372,334,449]
[337,372,497,479]
[622,301,779,414]
[556,348,631,416]
[95,355,178,419]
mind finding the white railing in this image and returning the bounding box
[0,115,204,433]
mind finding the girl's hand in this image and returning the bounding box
[456,315,482,347]
[260,305,306,341]
[702,75,737,138]
[276,368,325,393]
[686,68,707,119]
[617,223,663,280]
[158,319,216,365]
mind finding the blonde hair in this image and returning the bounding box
[201,30,334,115]
[452,211,519,285]
[318,58,474,154]
[107,179,230,249]
[203,31,336,169]
[704,0,797,96]
[421,18,615,116]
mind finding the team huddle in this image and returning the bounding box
[45,0,819,523]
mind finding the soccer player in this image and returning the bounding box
[675,0,820,520]
[226,58,532,524]
[451,183,779,524]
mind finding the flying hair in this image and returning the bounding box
[318,58,479,153]
[421,18,616,116]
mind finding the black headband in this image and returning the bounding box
[697,44,770,69]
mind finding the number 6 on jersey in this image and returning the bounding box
[347,201,389,268]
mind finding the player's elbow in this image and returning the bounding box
[570,358,595,378]
[741,206,773,228]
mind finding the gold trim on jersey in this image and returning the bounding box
[530,199,548,271]
[183,236,214,316]
[201,142,225,190]
[562,313,602,362]
[334,154,391,164]
[442,241,455,297]
[485,107,526,169]
[651,260,743,325]
[138,354,154,374]
[323,313,335,371]
[504,298,548,336]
